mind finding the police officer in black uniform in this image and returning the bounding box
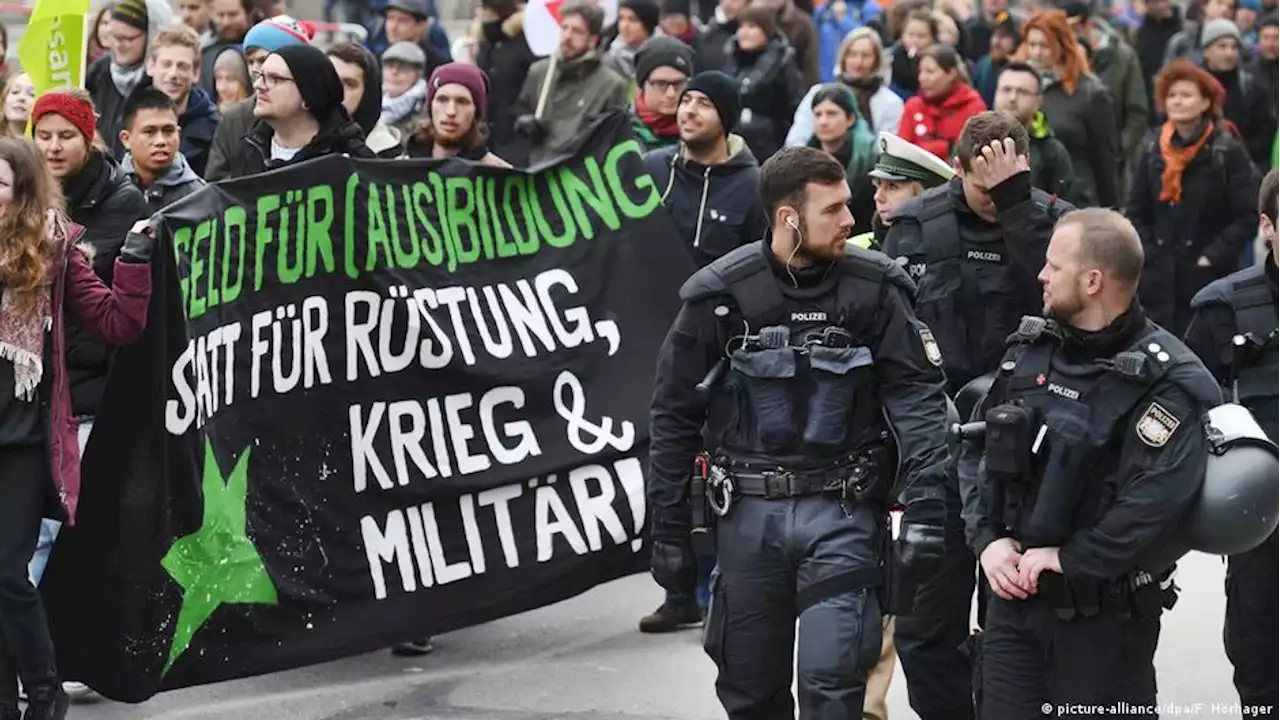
[1184,169,1279,719]
[880,111,1074,720]
[959,208,1222,718]
[647,147,954,719]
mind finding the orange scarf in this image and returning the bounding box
[1157,121,1214,204]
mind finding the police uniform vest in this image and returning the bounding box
[890,185,1059,388]
[680,242,904,480]
[1190,263,1279,442]
[985,316,1215,550]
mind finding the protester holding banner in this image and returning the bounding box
[227,44,374,177]
[119,88,208,213]
[405,63,511,167]
[0,135,155,720]
[648,145,954,719]
[514,1,631,166]
[85,0,177,154]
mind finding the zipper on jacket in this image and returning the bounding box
[693,166,712,247]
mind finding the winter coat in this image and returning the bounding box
[204,96,256,182]
[722,34,805,164]
[122,151,208,215]
[698,11,738,73]
[814,0,882,83]
[1163,21,1207,67]
[887,43,918,99]
[786,78,903,145]
[1026,111,1078,202]
[1127,123,1262,335]
[61,152,150,418]
[473,9,539,168]
[228,109,375,179]
[898,82,987,161]
[973,55,1007,108]
[776,1,821,86]
[1090,23,1149,161]
[1207,66,1278,171]
[1134,11,1182,124]
[43,219,152,524]
[176,87,220,178]
[643,135,768,269]
[515,51,631,167]
[85,0,176,153]
[603,36,642,81]
[1040,73,1120,207]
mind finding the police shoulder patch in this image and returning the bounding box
[1135,401,1181,448]
[919,327,943,367]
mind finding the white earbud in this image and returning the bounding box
[787,217,799,230]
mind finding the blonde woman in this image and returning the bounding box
[787,27,905,146]
[0,73,33,138]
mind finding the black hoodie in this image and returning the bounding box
[349,44,383,138]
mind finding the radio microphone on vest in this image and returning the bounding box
[756,326,791,349]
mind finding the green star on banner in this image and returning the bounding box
[160,440,278,674]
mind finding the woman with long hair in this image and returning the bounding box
[809,84,878,229]
[788,27,905,145]
[1016,9,1120,207]
[1127,59,1260,334]
[86,3,115,68]
[0,136,154,720]
[898,44,987,160]
[0,74,34,139]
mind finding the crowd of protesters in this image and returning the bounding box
[0,0,1274,716]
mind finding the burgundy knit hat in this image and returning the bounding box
[32,92,97,142]
[426,63,490,121]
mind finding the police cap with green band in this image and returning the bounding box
[869,132,955,188]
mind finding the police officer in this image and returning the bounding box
[881,110,1074,720]
[850,132,955,251]
[647,146,954,719]
[1184,169,1279,718]
[960,208,1222,718]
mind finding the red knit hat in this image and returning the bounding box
[32,92,97,142]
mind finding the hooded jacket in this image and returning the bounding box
[1088,21,1149,161]
[86,0,177,155]
[229,107,375,178]
[199,28,248,97]
[515,50,631,167]
[342,44,405,159]
[898,81,988,160]
[60,152,150,417]
[722,33,805,164]
[643,135,768,269]
[472,8,538,167]
[122,151,207,214]
[205,97,257,182]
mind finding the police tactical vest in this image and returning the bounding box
[988,317,1194,547]
[680,243,901,468]
[1226,266,1278,442]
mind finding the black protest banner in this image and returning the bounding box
[41,112,693,702]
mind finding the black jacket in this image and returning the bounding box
[721,34,804,164]
[177,87,220,177]
[61,152,150,416]
[228,109,375,179]
[698,15,738,73]
[1041,73,1120,208]
[882,173,1074,392]
[1127,122,1261,335]
[1134,11,1182,124]
[474,9,539,167]
[205,96,256,182]
[643,135,767,270]
[1207,65,1278,170]
[87,55,131,158]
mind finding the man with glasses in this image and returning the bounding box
[227,44,373,178]
[992,61,1077,202]
[629,35,695,152]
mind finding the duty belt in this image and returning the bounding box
[725,468,846,499]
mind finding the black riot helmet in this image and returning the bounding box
[954,373,996,423]
[1137,404,1280,572]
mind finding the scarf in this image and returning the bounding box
[0,212,65,402]
[840,73,882,131]
[1158,120,1213,204]
[635,92,680,138]
[379,78,428,127]
[110,60,146,99]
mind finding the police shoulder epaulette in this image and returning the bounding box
[678,243,761,301]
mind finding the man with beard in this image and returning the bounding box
[120,88,206,213]
[649,144,953,720]
[629,35,695,152]
[513,1,629,166]
[405,63,510,166]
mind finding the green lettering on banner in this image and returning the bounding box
[392,184,422,269]
[503,177,539,256]
[413,181,446,267]
[530,173,576,248]
[305,186,336,277]
[189,219,209,318]
[605,140,661,218]
[253,193,280,291]
[221,207,247,307]
[475,176,496,262]
[559,158,620,241]
[446,176,480,268]
[172,225,193,318]
[429,173,457,272]
[277,191,305,285]
[344,173,361,279]
[366,183,395,273]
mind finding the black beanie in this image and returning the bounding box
[682,70,741,135]
[621,0,661,36]
[634,35,695,85]
[273,44,346,123]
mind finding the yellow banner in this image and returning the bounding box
[17,0,91,99]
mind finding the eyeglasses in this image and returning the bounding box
[646,78,687,95]
[251,71,296,89]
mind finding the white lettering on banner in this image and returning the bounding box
[360,457,646,600]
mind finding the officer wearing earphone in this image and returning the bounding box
[648,147,954,719]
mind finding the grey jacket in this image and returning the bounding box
[122,151,207,214]
[204,97,257,182]
[515,51,631,167]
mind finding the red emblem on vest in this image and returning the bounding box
[1036,374,1047,386]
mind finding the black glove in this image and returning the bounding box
[120,222,157,264]
[514,114,547,144]
[889,492,949,614]
[649,512,696,595]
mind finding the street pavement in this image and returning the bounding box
[70,550,1242,720]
